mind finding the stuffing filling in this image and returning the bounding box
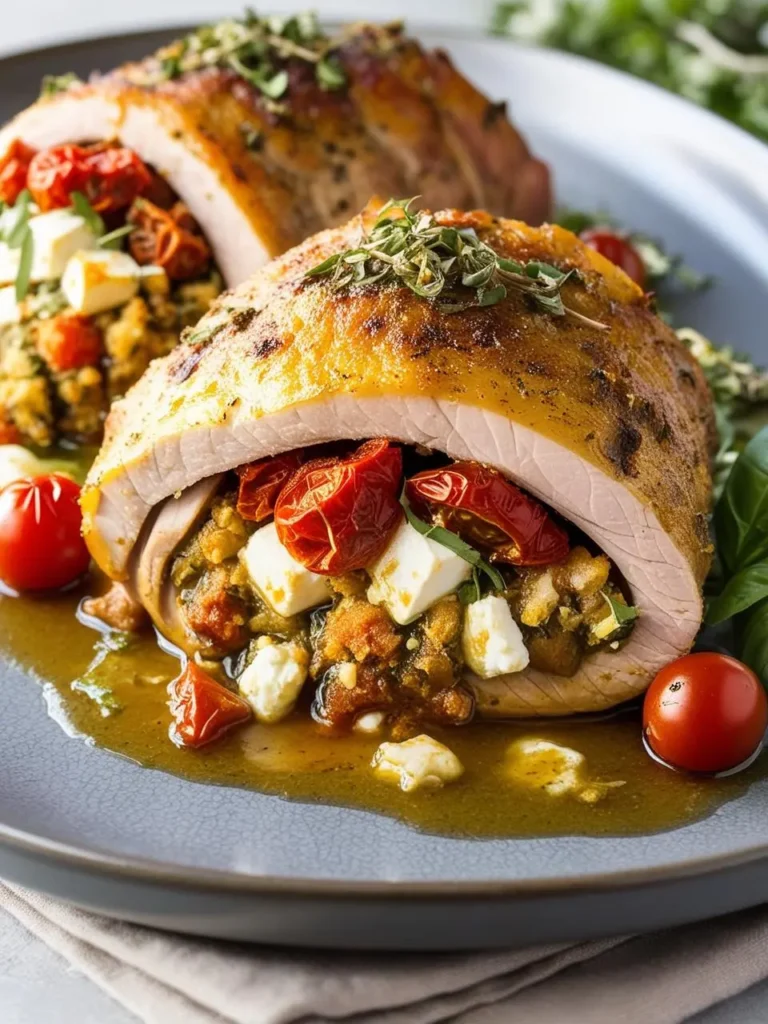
[165,443,637,740]
[0,138,221,446]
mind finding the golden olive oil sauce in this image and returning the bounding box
[0,577,754,839]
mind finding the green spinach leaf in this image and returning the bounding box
[714,425,768,574]
[706,562,768,625]
[739,597,768,682]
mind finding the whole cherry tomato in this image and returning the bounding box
[36,313,102,372]
[580,228,646,289]
[168,662,252,748]
[643,653,768,774]
[0,139,36,205]
[405,461,569,566]
[0,474,91,591]
[28,143,151,213]
[275,439,403,574]
[237,451,303,522]
[128,198,211,280]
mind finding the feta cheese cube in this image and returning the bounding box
[367,521,472,625]
[462,594,529,678]
[0,444,41,488]
[240,521,328,617]
[372,734,464,792]
[0,211,98,286]
[354,710,385,734]
[61,249,141,315]
[237,640,309,723]
[0,286,21,326]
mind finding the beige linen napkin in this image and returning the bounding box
[2,882,767,1023]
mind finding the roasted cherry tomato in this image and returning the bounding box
[405,461,569,566]
[168,662,252,748]
[237,451,303,522]
[275,438,403,574]
[0,474,90,591]
[580,228,646,289]
[28,143,151,213]
[0,139,36,205]
[643,653,768,774]
[36,313,102,372]
[128,198,211,280]
[0,419,22,445]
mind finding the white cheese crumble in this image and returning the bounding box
[0,285,21,326]
[367,520,472,625]
[462,594,529,678]
[61,249,141,315]
[354,710,385,734]
[0,210,97,286]
[237,640,309,723]
[506,738,625,802]
[240,521,328,617]
[371,734,464,792]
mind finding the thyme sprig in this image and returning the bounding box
[153,10,346,104]
[307,198,608,326]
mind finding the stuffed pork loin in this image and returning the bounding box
[81,204,715,725]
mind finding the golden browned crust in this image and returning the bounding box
[84,207,715,590]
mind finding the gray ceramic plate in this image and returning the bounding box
[2,28,768,951]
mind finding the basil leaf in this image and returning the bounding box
[603,591,638,626]
[714,425,768,574]
[706,562,768,626]
[739,597,768,684]
[70,191,105,237]
[15,227,34,302]
[400,494,505,591]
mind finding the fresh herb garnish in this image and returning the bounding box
[70,630,133,717]
[151,11,346,103]
[2,190,35,302]
[491,1,768,144]
[70,191,105,237]
[400,492,505,600]
[39,71,82,98]
[97,224,135,250]
[602,590,639,635]
[15,229,34,302]
[307,197,608,325]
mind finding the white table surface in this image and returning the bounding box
[3,3,768,1022]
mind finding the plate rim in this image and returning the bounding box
[2,24,768,902]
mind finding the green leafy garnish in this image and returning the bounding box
[307,197,608,325]
[400,493,505,598]
[150,11,346,104]
[491,1,768,144]
[706,562,768,625]
[70,630,133,717]
[603,590,639,628]
[714,425,768,576]
[70,191,105,237]
[15,228,34,302]
[71,677,122,715]
[3,188,33,247]
[39,71,82,98]
[97,224,135,250]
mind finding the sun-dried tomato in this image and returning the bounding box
[0,139,36,205]
[128,198,211,280]
[236,452,303,522]
[168,662,251,749]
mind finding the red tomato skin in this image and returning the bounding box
[0,474,90,591]
[580,228,646,289]
[0,139,36,205]
[27,144,151,212]
[168,663,252,748]
[405,462,569,566]
[275,439,403,574]
[128,199,211,280]
[236,451,303,522]
[27,145,89,211]
[643,653,768,773]
[36,313,102,372]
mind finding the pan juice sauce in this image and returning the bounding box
[0,581,754,839]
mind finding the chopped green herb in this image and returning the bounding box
[71,677,123,715]
[70,191,105,237]
[69,630,133,717]
[97,224,135,250]
[401,493,505,594]
[15,228,34,302]
[150,11,346,104]
[39,71,82,98]
[307,197,608,326]
[3,189,33,247]
[240,123,265,151]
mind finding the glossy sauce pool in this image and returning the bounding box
[0,577,756,838]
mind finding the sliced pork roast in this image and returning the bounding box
[81,207,715,718]
[0,18,550,288]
